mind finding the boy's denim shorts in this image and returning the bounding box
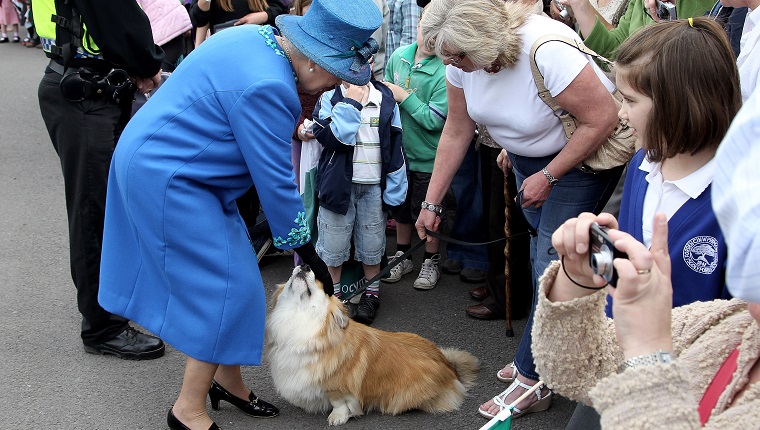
[316,183,387,267]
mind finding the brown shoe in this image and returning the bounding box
[469,286,489,301]
[466,302,504,320]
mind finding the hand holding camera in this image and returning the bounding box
[553,0,573,20]
[550,213,619,300]
[655,0,677,20]
[645,0,677,21]
[604,214,674,359]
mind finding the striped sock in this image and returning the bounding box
[333,282,342,298]
[365,280,380,297]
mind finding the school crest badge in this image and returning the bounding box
[682,236,718,275]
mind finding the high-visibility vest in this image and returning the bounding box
[33,0,103,62]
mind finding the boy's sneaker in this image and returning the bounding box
[383,251,414,283]
[354,294,380,325]
[413,255,441,290]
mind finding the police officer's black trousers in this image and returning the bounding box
[38,69,129,345]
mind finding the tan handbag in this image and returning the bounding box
[529,35,636,173]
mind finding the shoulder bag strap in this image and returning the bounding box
[529,34,613,113]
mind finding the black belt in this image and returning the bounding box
[47,59,66,75]
[49,59,135,105]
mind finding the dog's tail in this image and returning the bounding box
[440,348,480,389]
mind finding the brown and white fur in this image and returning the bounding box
[265,265,481,426]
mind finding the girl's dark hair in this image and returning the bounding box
[614,17,741,162]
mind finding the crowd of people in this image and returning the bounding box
[19,0,760,428]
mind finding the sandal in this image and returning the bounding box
[496,362,518,383]
[478,379,552,419]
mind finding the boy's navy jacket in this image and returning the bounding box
[312,81,408,215]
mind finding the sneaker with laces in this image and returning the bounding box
[413,255,441,290]
[382,251,414,283]
[353,294,380,325]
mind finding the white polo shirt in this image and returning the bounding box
[640,156,715,248]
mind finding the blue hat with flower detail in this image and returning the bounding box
[275,0,382,85]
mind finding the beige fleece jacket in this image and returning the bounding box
[532,261,760,430]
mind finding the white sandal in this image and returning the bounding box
[478,379,552,419]
[496,362,517,383]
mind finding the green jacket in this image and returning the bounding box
[384,42,448,173]
[583,0,716,59]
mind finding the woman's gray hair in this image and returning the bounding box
[420,0,533,70]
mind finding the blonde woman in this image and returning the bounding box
[415,0,624,419]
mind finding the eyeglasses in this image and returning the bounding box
[443,51,466,65]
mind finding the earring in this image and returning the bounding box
[309,67,315,73]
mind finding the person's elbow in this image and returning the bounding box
[588,95,618,139]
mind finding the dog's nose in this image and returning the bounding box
[301,265,311,272]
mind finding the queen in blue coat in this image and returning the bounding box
[98,0,382,428]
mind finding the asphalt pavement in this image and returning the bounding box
[0,43,574,429]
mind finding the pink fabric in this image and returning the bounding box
[138,0,191,46]
[0,0,20,26]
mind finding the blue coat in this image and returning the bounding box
[611,149,731,316]
[98,25,309,365]
[311,82,408,215]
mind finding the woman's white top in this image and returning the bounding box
[447,14,614,158]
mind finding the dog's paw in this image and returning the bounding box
[327,409,351,426]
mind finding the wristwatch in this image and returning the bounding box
[542,168,559,186]
[618,350,673,373]
[420,201,443,215]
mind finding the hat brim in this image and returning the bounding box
[276,15,373,86]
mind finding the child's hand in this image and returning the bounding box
[344,83,369,105]
[382,82,409,103]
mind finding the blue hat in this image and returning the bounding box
[275,0,382,85]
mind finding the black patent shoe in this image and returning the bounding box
[83,326,165,360]
[208,380,279,418]
[167,408,220,430]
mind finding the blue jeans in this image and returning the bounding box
[446,142,488,271]
[510,152,623,380]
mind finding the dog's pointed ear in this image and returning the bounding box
[271,283,285,305]
[330,300,349,329]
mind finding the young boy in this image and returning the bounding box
[312,79,408,325]
[382,6,448,289]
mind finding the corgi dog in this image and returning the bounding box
[266,265,480,426]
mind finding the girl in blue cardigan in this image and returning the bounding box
[612,18,740,312]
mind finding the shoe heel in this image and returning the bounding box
[209,390,221,410]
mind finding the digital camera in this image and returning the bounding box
[554,0,571,19]
[655,0,677,21]
[589,223,628,285]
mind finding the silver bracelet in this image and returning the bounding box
[420,201,443,215]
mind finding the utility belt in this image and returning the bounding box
[47,59,136,107]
